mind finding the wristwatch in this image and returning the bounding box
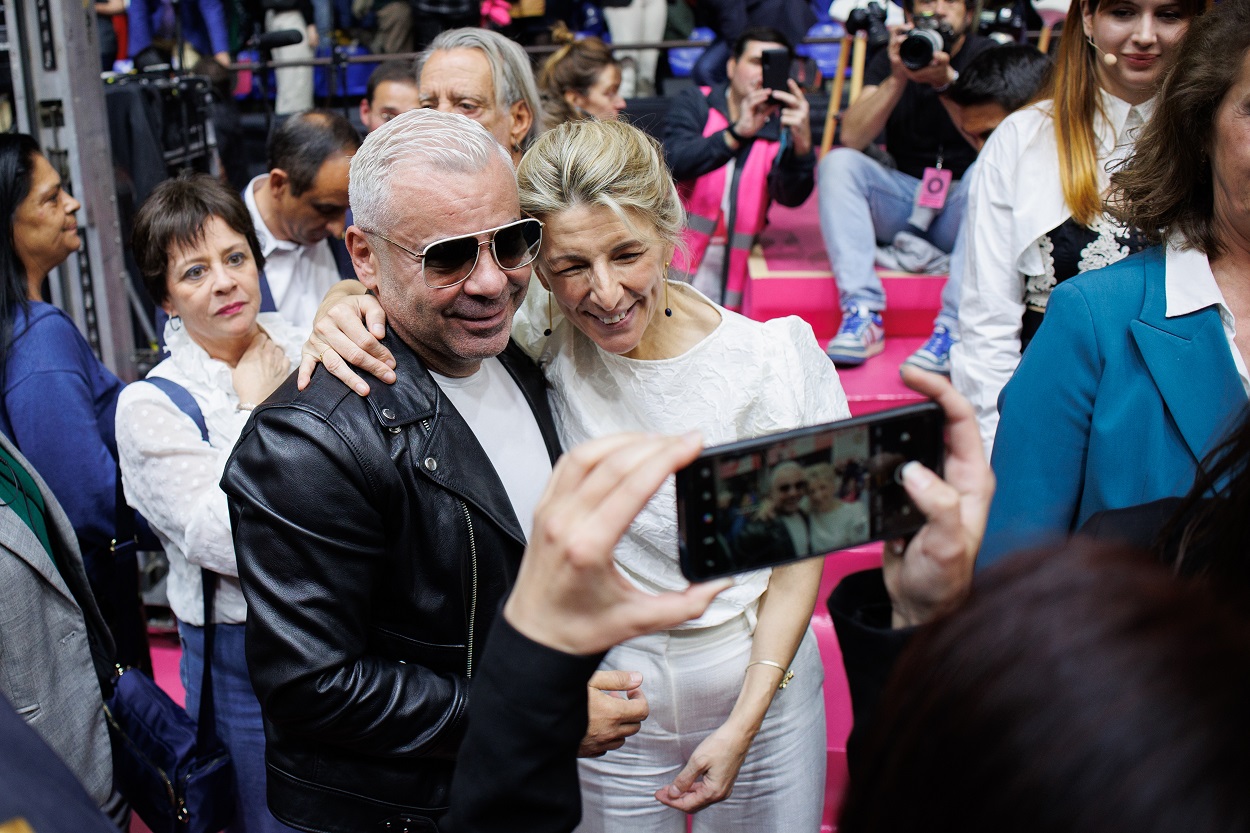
[725,124,744,144]
[934,69,960,94]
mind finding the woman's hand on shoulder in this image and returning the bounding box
[232,331,291,406]
[655,723,752,812]
[298,280,396,396]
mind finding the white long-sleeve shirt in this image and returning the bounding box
[951,91,1153,454]
[116,314,302,625]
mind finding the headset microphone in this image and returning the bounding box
[1087,36,1118,67]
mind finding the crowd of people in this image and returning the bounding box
[4,1,1250,832]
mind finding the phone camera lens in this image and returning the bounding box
[900,431,911,442]
[702,513,714,524]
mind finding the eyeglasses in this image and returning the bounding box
[361,218,543,289]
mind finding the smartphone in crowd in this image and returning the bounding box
[676,402,945,581]
[760,48,792,100]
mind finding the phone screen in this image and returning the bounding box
[677,403,944,581]
[760,49,791,94]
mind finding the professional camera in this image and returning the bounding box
[845,1,891,50]
[899,13,957,70]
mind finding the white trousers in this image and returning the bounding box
[576,619,826,833]
[602,0,667,97]
[266,10,313,115]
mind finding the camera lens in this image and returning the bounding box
[899,28,943,71]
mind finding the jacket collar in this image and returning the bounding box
[1130,246,1246,463]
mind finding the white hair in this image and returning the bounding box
[416,27,545,146]
[350,108,514,234]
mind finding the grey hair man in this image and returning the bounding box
[415,27,544,163]
[222,109,563,832]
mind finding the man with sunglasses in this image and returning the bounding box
[222,110,569,832]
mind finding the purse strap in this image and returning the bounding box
[138,377,224,752]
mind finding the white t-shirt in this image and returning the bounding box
[430,357,552,541]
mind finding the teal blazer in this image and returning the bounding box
[980,246,1248,567]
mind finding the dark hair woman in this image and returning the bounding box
[0,132,152,673]
[121,172,301,833]
[981,0,1250,566]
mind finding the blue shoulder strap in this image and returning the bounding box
[257,269,277,313]
[142,377,209,442]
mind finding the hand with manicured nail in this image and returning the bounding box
[885,366,996,628]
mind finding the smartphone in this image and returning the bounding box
[760,48,791,98]
[676,402,945,581]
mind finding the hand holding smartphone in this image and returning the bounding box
[676,403,945,581]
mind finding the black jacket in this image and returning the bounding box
[223,332,562,833]
[663,83,816,210]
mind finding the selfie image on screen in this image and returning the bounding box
[713,426,870,573]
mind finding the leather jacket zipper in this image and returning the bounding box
[460,501,478,679]
[418,417,478,679]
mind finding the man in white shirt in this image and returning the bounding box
[245,109,361,334]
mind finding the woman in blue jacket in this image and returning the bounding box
[0,133,150,670]
[981,2,1250,566]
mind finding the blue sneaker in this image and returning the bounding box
[903,325,958,375]
[826,306,885,366]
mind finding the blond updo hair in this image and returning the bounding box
[516,119,684,254]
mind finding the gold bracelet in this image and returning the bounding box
[747,659,795,690]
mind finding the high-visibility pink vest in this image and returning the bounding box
[672,89,780,312]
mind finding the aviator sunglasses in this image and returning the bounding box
[360,218,544,289]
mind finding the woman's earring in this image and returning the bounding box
[664,262,672,318]
[169,315,182,332]
[543,293,553,337]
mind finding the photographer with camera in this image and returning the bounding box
[820,0,995,374]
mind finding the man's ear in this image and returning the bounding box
[508,100,533,150]
[345,226,381,292]
[268,167,290,198]
[725,56,737,79]
[359,98,372,125]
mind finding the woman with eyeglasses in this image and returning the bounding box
[0,133,154,677]
[305,116,847,832]
[118,173,302,832]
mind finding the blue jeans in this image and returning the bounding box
[180,622,297,833]
[817,147,969,334]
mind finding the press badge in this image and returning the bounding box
[918,166,953,210]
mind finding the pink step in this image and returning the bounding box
[745,193,947,341]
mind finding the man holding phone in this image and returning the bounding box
[663,26,814,311]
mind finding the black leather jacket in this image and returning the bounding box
[223,333,561,833]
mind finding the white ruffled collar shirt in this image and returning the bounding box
[116,313,303,625]
[1165,238,1250,397]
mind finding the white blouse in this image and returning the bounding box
[951,91,1154,454]
[516,283,851,628]
[116,313,303,626]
